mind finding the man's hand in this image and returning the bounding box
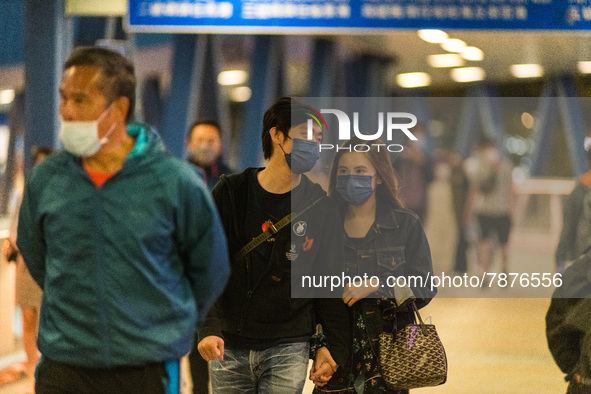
[309,346,338,387]
[342,279,380,307]
[197,336,225,361]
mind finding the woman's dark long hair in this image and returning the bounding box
[328,136,405,211]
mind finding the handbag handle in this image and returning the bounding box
[411,301,429,336]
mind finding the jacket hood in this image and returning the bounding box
[120,123,168,167]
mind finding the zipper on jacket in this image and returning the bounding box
[237,288,254,335]
[236,252,255,335]
[93,190,113,365]
[237,236,283,334]
[223,174,253,335]
[237,229,293,336]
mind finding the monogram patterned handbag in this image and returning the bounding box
[378,301,447,390]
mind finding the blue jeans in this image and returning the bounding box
[209,342,309,393]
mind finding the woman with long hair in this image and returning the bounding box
[314,137,437,393]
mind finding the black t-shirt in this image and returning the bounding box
[346,235,366,250]
[224,169,308,350]
[243,169,291,284]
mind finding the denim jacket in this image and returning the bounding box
[344,202,436,358]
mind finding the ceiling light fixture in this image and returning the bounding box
[418,29,449,44]
[521,112,534,129]
[510,64,544,78]
[461,46,484,61]
[229,86,252,102]
[217,70,248,86]
[428,54,464,68]
[441,38,466,53]
[396,72,431,88]
[0,89,15,105]
[451,67,486,83]
[578,61,591,73]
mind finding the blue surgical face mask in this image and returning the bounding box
[284,138,320,174]
[336,175,375,206]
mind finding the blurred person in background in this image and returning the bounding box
[465,137,514,277]
[186,119,234,190]
[546,248,591,393]
[555,138,591,275]
[186,120,233,393]
[3,146,53,391]
[393,125,433,223]
[449,151,470,274]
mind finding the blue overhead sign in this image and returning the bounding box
[127,0,591,33]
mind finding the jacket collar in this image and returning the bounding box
[359,201,399,242]
[373,200,400,231]
[343,201,400,247]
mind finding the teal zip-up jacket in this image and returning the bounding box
[17,124,230,368]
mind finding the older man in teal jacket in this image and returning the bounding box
[17,46,229,394]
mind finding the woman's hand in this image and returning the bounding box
[342,279,380,307]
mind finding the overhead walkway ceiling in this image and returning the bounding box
[2,0,591,92]
[337,30,591,88]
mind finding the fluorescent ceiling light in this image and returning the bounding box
[229,86,252,102]
[441,38,466,52]
[461,46,484,61]
[217,70,248,86]
[396,72,431,88]
[65,0,127,16]
[510,64,544,78]
[418,29,448,44]
[578,61,591,73]
[428,54,464,68]
[0,89,15,105]
[451,67,486,83]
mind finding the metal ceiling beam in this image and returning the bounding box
[529,77,587,176]
[556,77,586,176]
[240,35,286,169]
[159,34,198,158]
[454,85,506,158]
[159,34,230,159]
[24,0,70,172]
[307,39,336,98]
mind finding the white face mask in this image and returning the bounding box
[188,144,219,166]
[59,108,115,157]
